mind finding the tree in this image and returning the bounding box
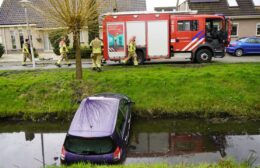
[31,0,104,80]
[88,0,99,42]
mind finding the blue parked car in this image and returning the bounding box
[226,37,260,56]
[60,93,133,164]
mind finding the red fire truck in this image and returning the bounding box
[102,11,232,64]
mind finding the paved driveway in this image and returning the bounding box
[213,54,260,63]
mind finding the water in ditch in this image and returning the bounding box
[0,119,260,168]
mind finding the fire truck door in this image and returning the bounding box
[126,21,146,48]
[147,20,169,58]
[173,18,202,52]
[107,22,126,59]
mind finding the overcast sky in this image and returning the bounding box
[146,0,186,11]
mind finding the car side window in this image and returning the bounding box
[116,109,125,136]
[115,99,128,136]
[256,38,260,43]
[246,38,257,43]
[119,99,128,118]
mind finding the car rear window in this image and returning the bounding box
[64,135,115,155]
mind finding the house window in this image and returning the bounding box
[257,23,260,36]
[231,23,238,36]
[178,20,198,31]
[0,36,3,44]
[252,0,260,6]
[10,30,16,49]
[80,31,84,43]
[18,30,24,49]
[44,34,52,51]
[227,0,239,7]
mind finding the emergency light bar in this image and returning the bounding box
[103,10,198,16]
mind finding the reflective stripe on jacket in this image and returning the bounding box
[22,43,30,54]
[128,41,136,53]
[60,43,68,54]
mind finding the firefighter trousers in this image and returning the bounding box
[92,53,102,68]
[123,52,138,66]
[57,53,70,65]
[23,53,32,65]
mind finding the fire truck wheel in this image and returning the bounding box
[235,49,243,57]
[196,49,212,63]
[136,50,145,65]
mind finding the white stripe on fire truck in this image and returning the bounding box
[182,38,198,51]
[109,48,115,52]
[188,38,205,51]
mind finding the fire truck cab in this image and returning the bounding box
[102,11,232,64]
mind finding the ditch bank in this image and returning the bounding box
[0,63,259,121]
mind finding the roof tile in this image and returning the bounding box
[0,0,146,27]
[188,0,260,16]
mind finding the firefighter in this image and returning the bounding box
[217,23,226,44]
[211,27,218,39]
[90,35,103,72]
[123,36,138,66]
[22,39,32,66]
[55,37,71,67]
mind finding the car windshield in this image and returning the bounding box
[64,135,115,155]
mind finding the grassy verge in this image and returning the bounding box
[0,63,259,120]
[49,160,258,168]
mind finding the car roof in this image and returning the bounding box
[68,95,122,138]
[239,36,259,39]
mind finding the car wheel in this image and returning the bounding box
[136,50,145,65]
[235,49,243,57]
[196,49,213,63]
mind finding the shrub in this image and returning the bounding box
[68,45,92,59]
[33,48,39,58]
[0,43,5,58]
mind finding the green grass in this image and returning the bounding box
[49,160,259,168]
[0,63,259,120]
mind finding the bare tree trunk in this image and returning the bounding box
[73,29,82,80]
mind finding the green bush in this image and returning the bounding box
[33,48,39,58]
[68,45,92,59]
[0,43,5,58]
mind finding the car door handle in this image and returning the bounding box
[176,39,180,42]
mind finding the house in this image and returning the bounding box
[0,0,146,54]
[179,0,260,40]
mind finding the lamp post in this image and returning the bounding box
[113,0,118,12]
[20,0,36,68]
